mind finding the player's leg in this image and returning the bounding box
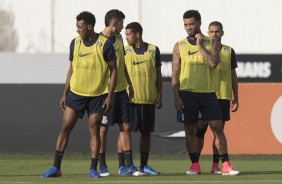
[41,91,83,178]
[139,132,151,169]
[98,92,118,176]
[208,120,240,175]
[184,123,201,175]
[117,90,135,172]
[200,93,225,174]
[117,134,131,175]
[88,113,102,178]
[196,120,208,154]
[139,104,160,175]
[41,107,78,178]
[179,91,201,175]
[210,124,222,174]
[203,94,239,176]
[88,94,107,179]
[126,103,144,176]
[99,123,109,176]
[119,122,134,168]
[210,99,231,174]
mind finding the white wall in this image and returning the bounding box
[2,0,282,54]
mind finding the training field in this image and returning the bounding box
[0,153,281,184]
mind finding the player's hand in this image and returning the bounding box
[174,96,184,113]
[231,98,239,112]
[195,33,204,46]
[102,95,112,112]
[212,36,220,52]
[60,95,67,111]
[155,97,162,109]
[212,36,220,44]
[128,85,134,100]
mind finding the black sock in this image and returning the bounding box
[213,154,220,163]
[123,150,133,168]
[98,153,107,169]
[189,152,199,163]
[118,152,125,167]
[140,152,149,168]
[90,158,99,170]
[220,153,229,163]
[53,150,64,169]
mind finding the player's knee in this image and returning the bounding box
[209,122,223,133]
[196,123,208,138]
[120,123,131,132]
[123,123,131,132]
[100,126,108,135]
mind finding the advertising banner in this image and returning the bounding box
[201,83,282,154]
[161,54,282,83]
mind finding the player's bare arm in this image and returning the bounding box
[172,42,184,112]
[124,65,134,99]
[196,33,220,68]
[155,66,163,109]
[60,62,73,111]
[231,69,239,112]
[103,60,117,112]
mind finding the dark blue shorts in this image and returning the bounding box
[66,90,106,119]
[218,99,230,121]
[177,91,222,124]
[129,104,155,133]
[102,90,130,126]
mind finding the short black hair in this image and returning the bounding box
[125,22,143,35]
[209,21,223,31]
[105,9,125,27]
[76,11,96,27]
[183,10,201,21]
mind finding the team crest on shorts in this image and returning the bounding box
[102,116,108,125]
[224,47,231,52]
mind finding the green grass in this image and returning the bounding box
[0,153,282,184]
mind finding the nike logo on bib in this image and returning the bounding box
[133,61,146,65]
[188,50,199,55]
[79,52,94,57]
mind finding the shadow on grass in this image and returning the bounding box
[239,171,282,175]
[1,171,282,178]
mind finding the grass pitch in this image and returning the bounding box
[0,153,282,184]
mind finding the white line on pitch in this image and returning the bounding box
[85,180,282,183]
[0,182,36,184]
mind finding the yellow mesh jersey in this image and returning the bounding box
[178,36,216,92]
[215,44,232,100]
[125,44,157,104]
[113,34,127,92]
[70,36,109,96]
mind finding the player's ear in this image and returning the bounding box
[136,32,140,39]
[112,20,118,27]
[88,24,92,30]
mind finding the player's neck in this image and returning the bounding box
[85,32,97,41]
[189,31,202,39]
[134,40,145,49]
[102,27,115,38]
